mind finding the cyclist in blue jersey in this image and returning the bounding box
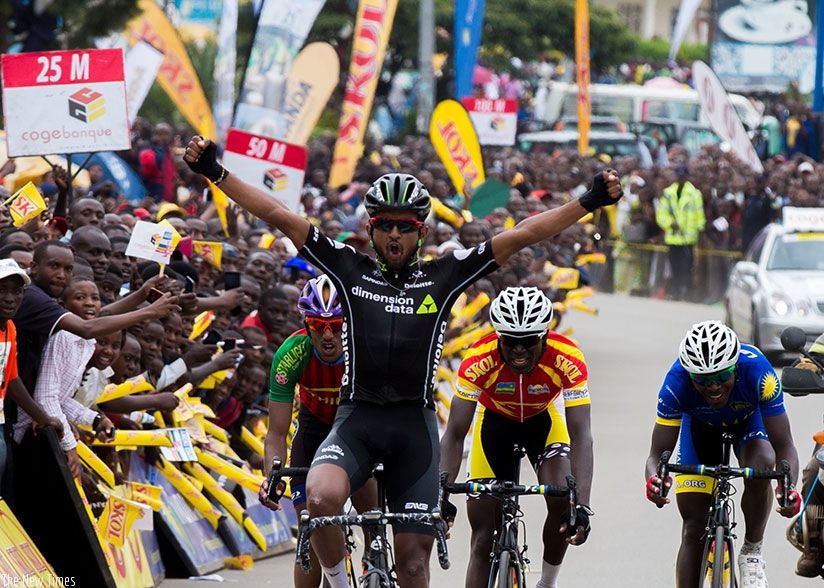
[184,136,622,588]
[644,320,800,588]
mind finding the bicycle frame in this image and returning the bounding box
[658,432,791,588]
[295,462,450,588]
[444,445,578,588]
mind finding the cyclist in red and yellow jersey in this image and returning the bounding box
[440,287,594,588]
[259,275,373,588]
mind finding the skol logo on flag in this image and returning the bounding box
[125,220,180,264]
[6,182,47,227]
[430,100,485,197]
[328,0,399,187]
[98,493,149,547]
[193,241,223,270]
[125,481,163,512]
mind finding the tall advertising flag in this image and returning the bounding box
[692,61,764,173]
[283,43,341,145]
[429,100,485,197]
[454,0,487,100]
[123,0,216,139]
[232,0,327,139]
[213,0,238,145]
[329,0,400,188]
[574,0,591,155]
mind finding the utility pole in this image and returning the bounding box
[417,0,435,134]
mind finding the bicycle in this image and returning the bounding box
[266,458,359,588]
[657,432,791,588]
[295,462,451,588]
[443,445,578,588]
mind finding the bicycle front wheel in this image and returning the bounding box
[490,550,521,588]
[704,525,732,588]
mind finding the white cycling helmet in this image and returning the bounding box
[489,287,553,337]
[678,320,740,375]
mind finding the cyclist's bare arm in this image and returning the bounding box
[489,170,621,265]
[264,399,293,477]
[566,404,593,505]
[184,137,311,249]
[763,412,800,514]
[644,423,679,505]
[439,396,477,483]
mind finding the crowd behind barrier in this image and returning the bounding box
[0,103,819,579]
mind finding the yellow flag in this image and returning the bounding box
[258,233,275,249]
[98,494,147,547]
[429,100,485,197]
[125,481,163,512]
[193,241,223,270]
[7,182,46,227]
[188,310,215,341]
[96,375,154,404]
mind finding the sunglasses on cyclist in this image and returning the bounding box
[689,365,736,387]
[369,217,424,234]
[499,334,543,349]
[305,317,343,334]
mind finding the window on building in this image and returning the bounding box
[619,4,642,34]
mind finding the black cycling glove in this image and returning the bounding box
[578,172,620,212]
[573,504,594,539]
[186,139,229,185]
[439,471,458,524]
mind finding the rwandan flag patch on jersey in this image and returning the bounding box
[496,382,516,394]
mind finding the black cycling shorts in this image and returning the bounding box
[312,401,439,534]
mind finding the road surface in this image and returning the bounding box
[162,293,820,587]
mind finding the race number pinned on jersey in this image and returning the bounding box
[1,48,131,157]
[222,128,307,212]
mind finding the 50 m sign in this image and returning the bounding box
[1,48,131,157]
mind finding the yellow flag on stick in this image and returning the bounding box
[5,182,46,227]
[193,240,223,270]
[98,493,150,547]
[189,310,214,341]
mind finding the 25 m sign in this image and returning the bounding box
[1,48,131,157]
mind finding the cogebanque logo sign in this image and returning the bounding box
[68,87,106,123]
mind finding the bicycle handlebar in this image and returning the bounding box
[265,457,311,499]
[296,508,451,574]
[443,474,578,533]
[656,452,792,508]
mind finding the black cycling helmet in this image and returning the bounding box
[364,173,431,221]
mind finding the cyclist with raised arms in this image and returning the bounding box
[440,286,593,588]
[260,275,375,588]
[644,320,800,588]
[184,136,622,588]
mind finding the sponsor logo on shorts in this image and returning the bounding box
[404,502,429,511]
[313,453,339,463]
[676,478,707,489]
[321,444,344,457]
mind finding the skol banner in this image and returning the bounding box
[233,0,327,138]
[123,0,216,140]
[328,0,400,188]
[575,0,591,155]
[213,0,238,145]
[454,0,486,100]
[283,42,341,145]
[429,99,485,197]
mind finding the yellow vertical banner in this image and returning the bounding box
[328,0,400,188]
[575,0,591,155]
[123,0,216,139]
[429,100,485,197]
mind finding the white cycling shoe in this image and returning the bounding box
[738,552,768,588]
